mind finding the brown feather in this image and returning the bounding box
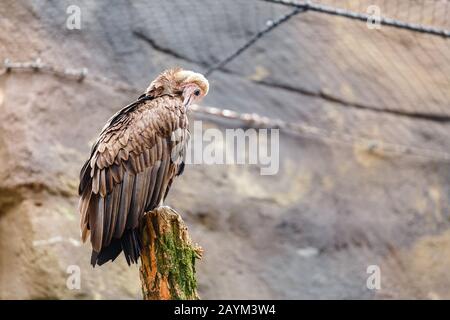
[106,147,115,165]
[78,186,91,228]
[103,192,113,246]
[105,169,114,193]
[114,172,134,237]
[118,149,129,161]
[126,155,137,174]
[127,171,145,229]
[107,183,121,244]
[77,75,203,265]
[145,164,159,209]
[149,158,168,207]
[110,164,121,184]
[90,196,104,252]
[99,169,107,197]
[92,168,100,194]
[143,148,151,167]
[135,152,143,173]
[98,143,106,153]
[139,153,146,172]
[149,145,157,165]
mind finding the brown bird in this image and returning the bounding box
[78,68,209,266]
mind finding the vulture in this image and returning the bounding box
[78,68,209,266]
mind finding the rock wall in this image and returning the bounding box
[0,0,449,299]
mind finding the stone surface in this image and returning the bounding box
[0,0,449,299]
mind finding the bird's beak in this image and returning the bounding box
[183,86,196,108]
[183,94,192,108]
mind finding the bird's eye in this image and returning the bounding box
[194,89,201,96]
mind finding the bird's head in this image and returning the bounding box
[146,68,209,107]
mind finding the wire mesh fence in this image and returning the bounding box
[1,0,450,300]
[1,0,449,160]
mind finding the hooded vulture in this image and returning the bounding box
[78,68,209,266]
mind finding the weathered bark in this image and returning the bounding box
[139,206,202,300]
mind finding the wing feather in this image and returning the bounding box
[78,94,190,261]
[145,163,159,210]
[114,172,134,238]
[92,168,100,194]
[127,169,145,229]
[103,192,113,246]
[106,183,121,245]
[110,164,121,184]
[149,144,170,208]
[99,169,107,197]
[90,195,104,252]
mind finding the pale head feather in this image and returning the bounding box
[146,68,209,97]
[174,70,209,96]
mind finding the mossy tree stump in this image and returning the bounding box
[139,206,203,300]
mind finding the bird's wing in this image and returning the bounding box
[78,94,189,253]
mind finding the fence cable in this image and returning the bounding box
[1,59,449,162]
[259,0,450,38]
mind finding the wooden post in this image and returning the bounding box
[139,206,203,300]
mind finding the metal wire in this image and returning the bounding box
[200,0,449,124]
[190,104,450,162]
[3,58,88,81]
[259,0,450,38]
[2,58,140,94]
[1,59,449,163]
[205,7,308,76]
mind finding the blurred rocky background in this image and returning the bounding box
[0,0,449,299]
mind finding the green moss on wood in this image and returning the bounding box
[139,207,202,300]
[155,223,199,299]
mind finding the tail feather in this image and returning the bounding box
[91,228,141,267]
